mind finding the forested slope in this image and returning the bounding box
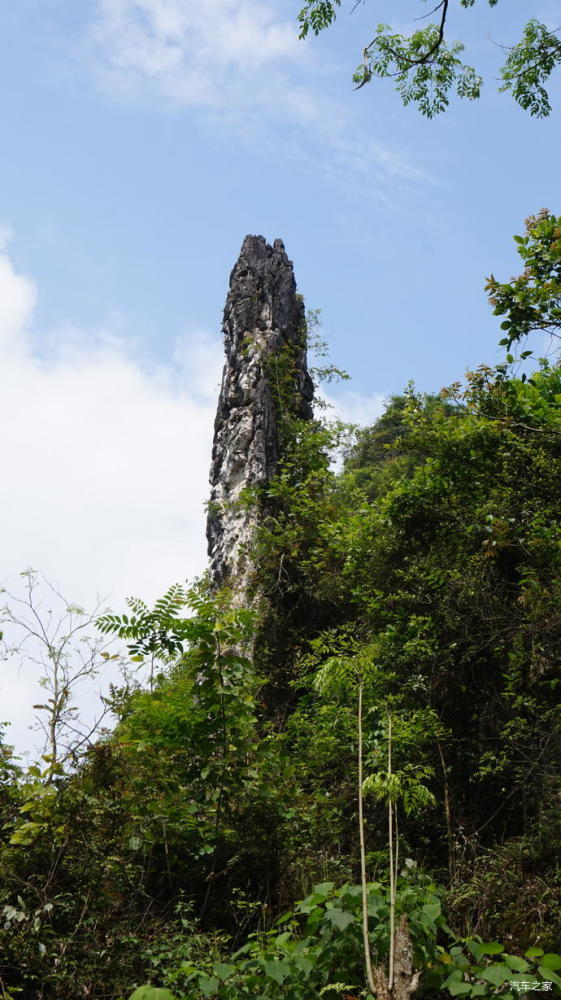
[1,213,560,1000]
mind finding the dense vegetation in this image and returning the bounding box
[1,213,561,999]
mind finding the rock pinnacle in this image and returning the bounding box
[206,235,313,598]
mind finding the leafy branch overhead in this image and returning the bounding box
[297,0,561,117]
[486,210,561,357]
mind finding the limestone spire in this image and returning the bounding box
[206,235,313,598]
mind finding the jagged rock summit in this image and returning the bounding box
[207,235,313,597]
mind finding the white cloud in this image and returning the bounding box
[88,0,429,192]
[0,236,222,758]
[0,222,13,252]
[323,387,387,428]
[0,246,37,360]
[92,0,302,107]
[318,387,387,470]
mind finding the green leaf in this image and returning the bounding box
[263,961,291,984]
[525,948,545,958]
[422,902,441,922]
[448,982,472,996]
[10,822,44,846]
[480,964,511,986]
[502,955,530,972]
[540,955,561,971]
[198,975,220,996]
[178,963,200,978]
[467,941,484,961]
[451,953,470,970]
[324,908,355,931]
[444,970,464,987]
[538,967,561,988]
[212,963,235,981]
[479,942,505,955]
[293,955,314,975]
[128,989,178,1000]
[313,881,335,896]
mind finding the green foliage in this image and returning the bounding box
[0,590,288,997]
[8,759,62,846]
[446,805,561,947]
[435,942,561,998]
[96,589,289,924]
[313,648,381,697]
[2,218,561,997]
[138,899,231,998]
[486,209,561,355]
[97,582,195,658]
[126,879,561,999]
[500,20,561,116]
[138,875,450,999]
[363,769,436,816]
[128,988,179,1000]
[297,0,339,38]
[297,0,561,117]
[345,394,462,500]
[353,22,482,119]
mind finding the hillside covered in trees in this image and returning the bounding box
[1,212,561,1000]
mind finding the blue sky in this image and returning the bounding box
[1,0,560,754]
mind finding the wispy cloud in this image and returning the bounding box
[91,0,303,107]
[88,0,430,192]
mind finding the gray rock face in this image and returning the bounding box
[207,235,313,597]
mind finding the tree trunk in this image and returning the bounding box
[371,915,421,1000]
